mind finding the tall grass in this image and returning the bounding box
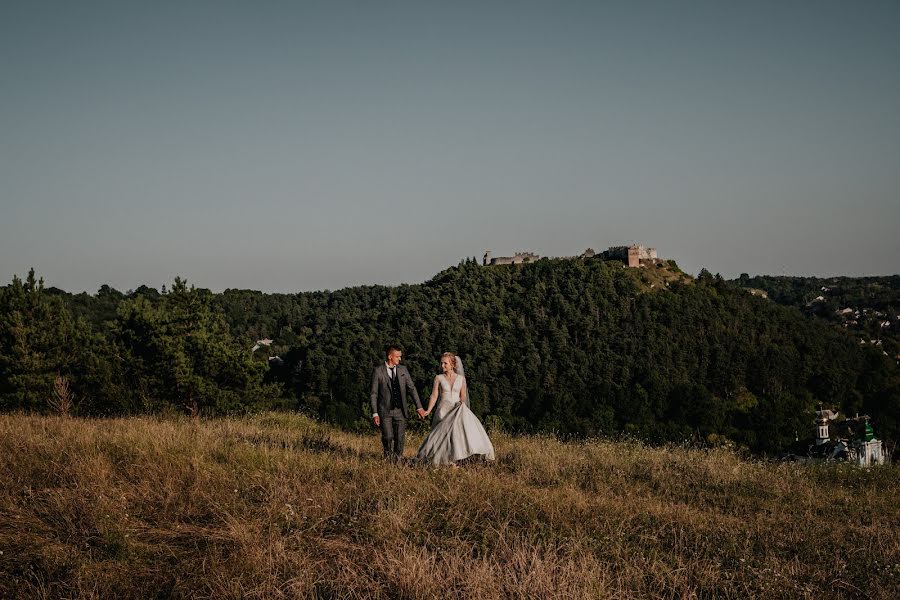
[1,413,898,599]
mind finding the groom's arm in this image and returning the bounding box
[369,368,380,425]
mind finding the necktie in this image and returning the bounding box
[389,367,395,380]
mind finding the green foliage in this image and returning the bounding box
[1,271,277,417]
[732,274,900,357]
[0,269,119,413]
[731,273,900,447]
[112,277,278,416]
[4,263,898,453]
[210,259,898,452]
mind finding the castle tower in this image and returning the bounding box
[483,251,492,266]
[627,246,641,268]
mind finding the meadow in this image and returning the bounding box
[1,412,898,599]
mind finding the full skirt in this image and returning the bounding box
[417,401,495,465]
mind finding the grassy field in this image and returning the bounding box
[1,413,898,599]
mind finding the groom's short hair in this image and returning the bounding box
[385,344,403,358]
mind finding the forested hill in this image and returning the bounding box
[2,260,898,454]
[731,274,900,362]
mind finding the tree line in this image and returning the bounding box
[732,274,900,361]
[2,260,898,454]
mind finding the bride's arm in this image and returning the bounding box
[460,377,467,405]
[424,376,440,415]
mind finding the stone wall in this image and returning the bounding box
[483,251,540,266]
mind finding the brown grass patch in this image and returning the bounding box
[1,413,898,598]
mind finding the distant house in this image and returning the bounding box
[252,338,273,352]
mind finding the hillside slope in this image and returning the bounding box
[8,259,899,454]
[217,259,900,452]
[731,274,900,361]
[1,413,897,599]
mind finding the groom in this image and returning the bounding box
[370,344,425,458]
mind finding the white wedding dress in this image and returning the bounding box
[417,374,495,465]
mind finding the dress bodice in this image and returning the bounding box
[439,374,464,405]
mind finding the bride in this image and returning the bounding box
[417,352,495,465]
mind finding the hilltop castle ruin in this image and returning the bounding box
[600,245,658,267]
[483,244,659,268]
[482,251,540,266]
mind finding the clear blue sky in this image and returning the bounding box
[2,1,898,293]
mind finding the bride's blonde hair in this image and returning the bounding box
[441,352,457,370]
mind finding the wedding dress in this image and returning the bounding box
[416,372,495,465]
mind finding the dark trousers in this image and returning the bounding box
[380,408,406,457]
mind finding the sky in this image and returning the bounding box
[1,1,898,294]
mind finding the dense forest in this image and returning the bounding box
[2,259,898,455]
[732,274,900,361]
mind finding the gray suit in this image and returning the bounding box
[370,363,422,457]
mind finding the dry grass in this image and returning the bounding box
[1,412,898,599]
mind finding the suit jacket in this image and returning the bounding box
[370,363,422,418]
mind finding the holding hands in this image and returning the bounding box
[373,408,425,428]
